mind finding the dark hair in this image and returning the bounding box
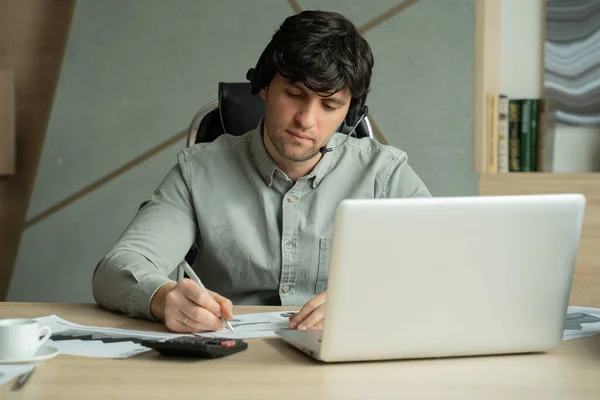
[249,11,374,108]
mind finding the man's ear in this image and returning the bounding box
[259,87,267,100]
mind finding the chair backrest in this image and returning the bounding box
[187,82,374,147]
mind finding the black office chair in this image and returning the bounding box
[186,82,374,147]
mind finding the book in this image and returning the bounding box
[508,99,522,172]
[497,95,509,173]
[530,99,538,171]
[520,100,533,172]
[537,98,557,172]
[487,94,499,173]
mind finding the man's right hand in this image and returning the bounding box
[150,279,234,333]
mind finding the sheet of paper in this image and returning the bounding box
[35,315,182,359]
[32,311,294,358]
[0,365,35,387]
[198,311,294,339]
[563,306,600,341]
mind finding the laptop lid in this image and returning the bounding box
[316,194,585,362]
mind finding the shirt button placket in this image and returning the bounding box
[281,190,298,300]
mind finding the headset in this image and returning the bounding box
[246,44,369,155]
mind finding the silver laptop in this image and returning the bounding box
[275,194,586,362]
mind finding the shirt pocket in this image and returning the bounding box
[316,237,332,293]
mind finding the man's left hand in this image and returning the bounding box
[288,291,327,330]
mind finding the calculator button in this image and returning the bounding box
[220,340,237,347]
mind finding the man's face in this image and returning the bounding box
[260,73,351,163]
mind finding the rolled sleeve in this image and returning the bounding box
[92,150,197,320]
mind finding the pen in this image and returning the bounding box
[12,366,35,391]
[180,261,235,332]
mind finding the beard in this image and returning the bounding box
[264,119,324,163]
[267,130,322,162]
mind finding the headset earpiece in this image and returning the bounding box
[248,44,273,95]
[246,68,257,87]
[345,97,367,127]
[247,65,261,95]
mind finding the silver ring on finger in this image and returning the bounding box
[183,315,189,325]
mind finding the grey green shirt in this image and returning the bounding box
[92,125,430,320]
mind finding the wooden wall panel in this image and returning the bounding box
[0,69,15,176]
[0,0,75,300]
[474,0,501,173]
[0,70,15,175]
[480,173,600,308]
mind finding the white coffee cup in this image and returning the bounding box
[0,319,52,359]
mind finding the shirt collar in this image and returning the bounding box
[250,120,279,187]
[249,119,343,188]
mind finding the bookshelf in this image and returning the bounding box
[474,0,600,307]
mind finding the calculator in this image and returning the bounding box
[140,335,248,359]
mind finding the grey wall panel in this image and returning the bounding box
[365,0,477,196]
[297,0,403,27]
[28,0,293,218]
[11,0,477,302]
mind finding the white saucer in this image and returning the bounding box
[0,345,60,364]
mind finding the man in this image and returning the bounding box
[92,10,430,334]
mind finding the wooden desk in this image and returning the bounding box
[1,303,599,399]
